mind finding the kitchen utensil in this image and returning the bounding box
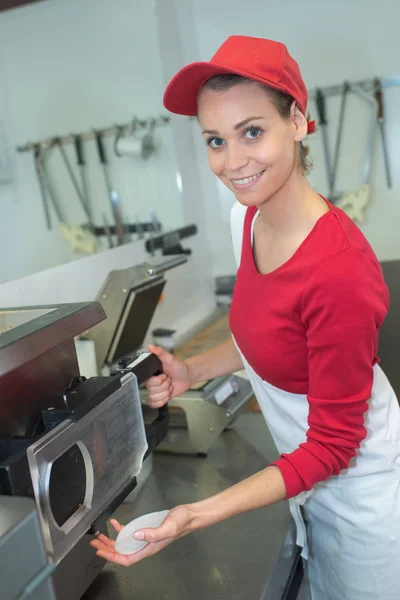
[140,119,156,160]
[94,131,125,246]
[114,119,141,157]
[315,88,333,192]
[351,85,377,186]
[34,144,52,230]
[329,81,349,202]
[39,145,65,223]
[374,77,392,189]
[114,117,156,160]
[336,85,378,222]
[55,138,92,225]
[74,134,94,223]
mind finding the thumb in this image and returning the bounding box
[148,344,174,367]
[133,520,177,544]
[109,519,124,534]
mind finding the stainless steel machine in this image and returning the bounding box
[0,496,57,600]
[141,373,254,455]
[86,256,255,455]
[0,302,168,600]
[87,255,188,372]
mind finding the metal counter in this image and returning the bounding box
[82,414,294,600]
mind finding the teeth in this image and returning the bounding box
[232,171,263,185]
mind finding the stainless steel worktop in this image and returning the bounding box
[82,414,294,600]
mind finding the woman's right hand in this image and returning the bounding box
[145,344,192,408]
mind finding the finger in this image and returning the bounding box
[95,536,176,567]
[149,398,169,409]
[90,539,110,552]
[121,540,167,565]
[95,549,132,567]
[134,520,177,544]
[148,389,170,403]
[110,519,124,534]
[146,374,168,387]
[95,533,115,548]
[148,390,170,406]
[146,379,170,394]
[147,344,174,367]
[113,537,172,566]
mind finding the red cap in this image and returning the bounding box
[163,36,315,133]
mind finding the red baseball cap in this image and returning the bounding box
[163,35,315,133]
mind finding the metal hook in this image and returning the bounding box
[113,124,126,157]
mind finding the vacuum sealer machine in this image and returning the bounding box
[0,302,168,600]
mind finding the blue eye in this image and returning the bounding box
[207,137,225,149]
[244,126,263,139]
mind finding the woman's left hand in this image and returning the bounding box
[90,504,195,567]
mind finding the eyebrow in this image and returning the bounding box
[202,116,265,135]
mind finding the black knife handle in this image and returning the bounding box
[316,89,327,126]
[374,78,384,120]
[95,132,107,164]
[74,135,84,166]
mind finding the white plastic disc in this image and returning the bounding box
[115,510,169,555]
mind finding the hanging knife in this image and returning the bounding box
[374,78,392,189]
[34,144,52,230]
[39,145,65,223]
[74,134,93,225]
[315,88,333,194]
[95,131,125,246]
[330,81,349,201]
[56,137,92,225]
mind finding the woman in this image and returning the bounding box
[91,36,400,599]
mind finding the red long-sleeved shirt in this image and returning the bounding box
[229,202,389,498]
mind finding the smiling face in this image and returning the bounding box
[197,81,307,207]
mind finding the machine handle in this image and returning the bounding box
[144,404,169,458]
[118,352,162,384]
[116,352,170,456]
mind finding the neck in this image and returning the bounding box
[256,170,327,236]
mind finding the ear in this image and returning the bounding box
[290,101,308,142]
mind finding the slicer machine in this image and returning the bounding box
[85,256,255,456]
[0,302,168,600]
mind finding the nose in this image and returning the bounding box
[226,142,249,173]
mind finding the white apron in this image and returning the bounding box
[230,202,400,600]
